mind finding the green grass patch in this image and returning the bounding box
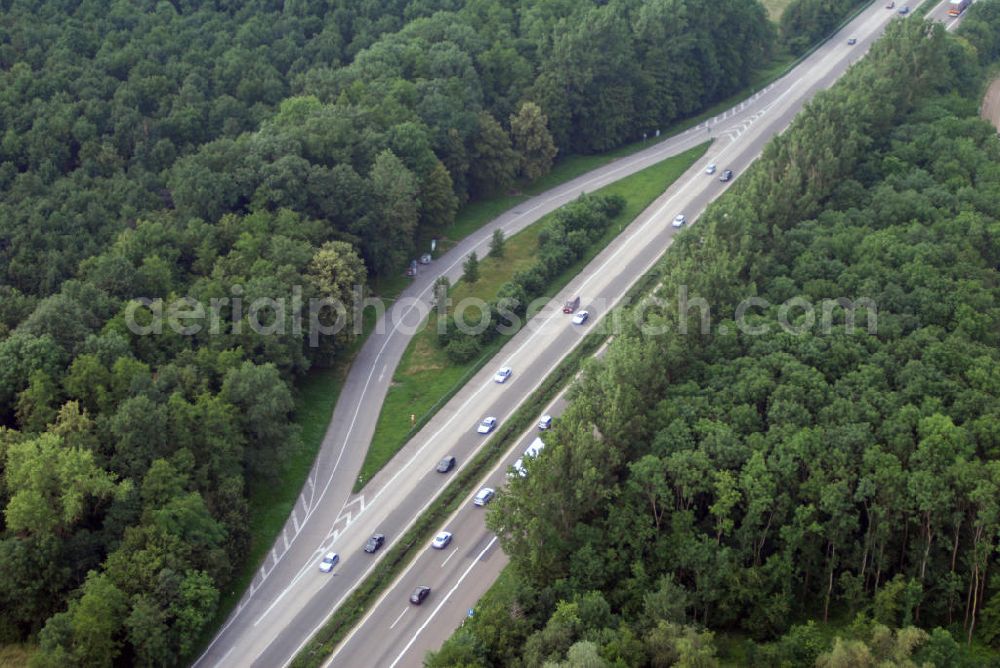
[0,643,36,668]
[355,142,709,491]
[761,0,795,21]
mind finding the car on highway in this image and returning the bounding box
[473,488,495,506]
[431,531,453,549]
[318,552,340,573]
[477,417,497,434]
[705,163,717,175]
[898,5,909,13]
[572,311,589,325]
[720,169,734,182]
[510,438,546,478]
[563,295,580,313]
[538,414,553,430]
[509,457,526,478]
[436,455,456,473]
[847,37,857,45]
[364,533,385,553]
[886,1,895,7]
[410,586,431,605]
[494,366,512,383]
[672,214,686,228]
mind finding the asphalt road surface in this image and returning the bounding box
[194,3,965,667]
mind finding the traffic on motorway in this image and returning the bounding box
[194,3,958,666]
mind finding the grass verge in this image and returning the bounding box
[0,643,35,667]
[291,256,665,668]
[354,142,709,491]
[761,0,796,21]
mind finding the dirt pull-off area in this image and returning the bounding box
[983,77,1000,131]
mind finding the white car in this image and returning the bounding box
[493,367,512,383]
[538,415,552,430]
[432,531,453,549]
[319,552,339,573]
[705,164,717,175]
[572,311,589,325]
[473,488,495,506]
[672,214,686,228]
[477,417,497,434]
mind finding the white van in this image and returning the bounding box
[508,438,545,478]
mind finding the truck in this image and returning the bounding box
[948,0,970,16]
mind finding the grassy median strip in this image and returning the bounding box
[354,142,709,491]
[290,258,665,668]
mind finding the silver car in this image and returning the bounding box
[473,488,495,506]
[318,552,339,573]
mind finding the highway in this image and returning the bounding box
[194,37,745,668]
[317,3,975,667]
[193,2,964,667]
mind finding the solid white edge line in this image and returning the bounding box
[388,537,499,668]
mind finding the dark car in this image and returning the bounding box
[436,455,456,473]
[410,585,431,605]
[847,37,857,45]
[563,296,580,314]
[898,5,909,13]
[364,533,385,553]
[719,169,734,182]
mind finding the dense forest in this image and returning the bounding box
[428,7,1000,667]
[0,0,774,296]
[0,0,779,664]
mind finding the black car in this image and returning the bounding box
[719,169,734,182]
[436,455,456,473]
[364,533,385,553]
[410,585,431,605]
